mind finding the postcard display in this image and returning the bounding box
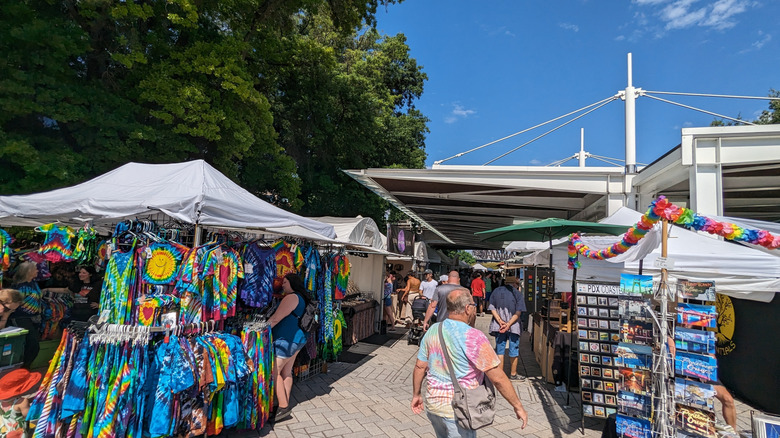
[673,280,719,438]
[575,282,622,421]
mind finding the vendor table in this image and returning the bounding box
[340,299,378,346]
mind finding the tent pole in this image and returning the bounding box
[194,223,201,247]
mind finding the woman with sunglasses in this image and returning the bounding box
[0,289,23,330]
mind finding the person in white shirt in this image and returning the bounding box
[420,269,438,300]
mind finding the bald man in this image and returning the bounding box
[423,270,462,330]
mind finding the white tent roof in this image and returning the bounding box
[505,241,550,253]
[0,160,336,238]
[472,263,490,271]
[311,216,385,249]
[541,207,780,302]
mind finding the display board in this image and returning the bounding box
[575,281,621,419]
[674,280,719,438]
[615,274,656,438]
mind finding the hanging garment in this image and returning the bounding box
[239,243,276,308]
[72,226,99,265]
[332,254,350,301]
[303,245,321,295]
[100,244,137,325]
[36,224,76,263]
[271,241,303,292]
[319,254,335,345]
[142,243,185,285]
[0,228,12,276]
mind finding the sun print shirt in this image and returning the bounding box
[417,319,500,418]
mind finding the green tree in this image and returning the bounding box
[0,0,424,224]
[446,250,476,265]
[711,89,780,126]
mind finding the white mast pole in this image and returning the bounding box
[579,128,586,167]
[625,53,637,174]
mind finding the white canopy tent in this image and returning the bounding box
[527,207,780,302]
[471,263,491,271]
[311,216,385,250]
[0,160,336,239]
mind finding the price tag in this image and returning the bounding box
[654,257,675,269]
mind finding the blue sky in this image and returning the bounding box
[376,0,780,168]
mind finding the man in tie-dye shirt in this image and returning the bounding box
[411,288,528,437]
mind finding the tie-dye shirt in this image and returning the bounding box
[417,319,500,418]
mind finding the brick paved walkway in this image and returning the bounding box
[247,314,755,438]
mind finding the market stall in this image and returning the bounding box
[565,197,780,436]
[310,216,389,345]
[0,160,357,436]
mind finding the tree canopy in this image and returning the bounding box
[0,0,427,226]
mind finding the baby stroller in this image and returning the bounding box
[407,296,430,345]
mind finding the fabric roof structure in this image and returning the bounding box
[471,263,491,271]
[310,216,385,250]
[530,207,780,302]
[0,160,336,239]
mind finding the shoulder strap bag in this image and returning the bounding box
[438,323,497,430]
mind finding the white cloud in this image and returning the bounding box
[739,30,772,53]
[559,22,580,32]
[505,30,516,37]
[630,0,756,36]
[615,35,626,41]
[529,159,542,165]
[445,104,476,124]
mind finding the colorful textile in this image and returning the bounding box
[332,254,349,300]
[142,243,184,285]
[0,228,13,274]
[99,246,136,324]
[15,281,43,316]
[271,241,303,292]
[72,226,99,265]
[417,319,500,418]
[568,195,780,269]
[239,243,276,308]
[37,223,76,263]
[303,245,321,294]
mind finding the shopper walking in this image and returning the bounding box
[470,272,486,316]
[423,271,461,329]
[420,269,438,300]
[411,288,528,437]
[383,272,396,331]
[488,278,527,380]
[269,273,313,422]
[399,271,421,323]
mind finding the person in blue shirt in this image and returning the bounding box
[269,273,312,422]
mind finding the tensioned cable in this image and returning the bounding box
[589,156,624,167]
[483,96,620,165]
[434,95,619,165]
[643,94,756,126]
[644,90,780,101]
[545,155,577,167]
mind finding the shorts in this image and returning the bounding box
[274,337,305,359]
[494,332,520,357]
[384,295,393,307]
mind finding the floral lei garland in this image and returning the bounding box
[568,195,780,269]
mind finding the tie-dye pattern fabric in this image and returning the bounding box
[239,243,276,308]
[417,319,500,418]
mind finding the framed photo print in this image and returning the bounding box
[578,318,588,327]
[598,297,608,306]
[579,329,588,338]
[608,297,619,307]
[589,319,599,328]
[599,332,610,341]
[602,356,613,366]
[583,405,594,416]
[588,308,598,317]
[582,391,592,402]
[589,331,599,340]
[605,394,617,406]
[580,353,590,363]
[578,307,588,316]
[600,343,611,353]
[582,378,592,389]
[581,366,591,376]
[610,309,619,318]
[592,367,602,377]
[593,393,605,404]
[594,406,606,418]
[593,380,604,390]
[598,320,609,329]
[598,308,610,318]
[604,381,616,393]
[610,320,620,330]
[580,341,589,351]
[587,296,598,305]
[591,354,600,363]
[590,343,600,352]
[577,295,587,305]
[603,368,614,379]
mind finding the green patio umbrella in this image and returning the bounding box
[475,218,628,268]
